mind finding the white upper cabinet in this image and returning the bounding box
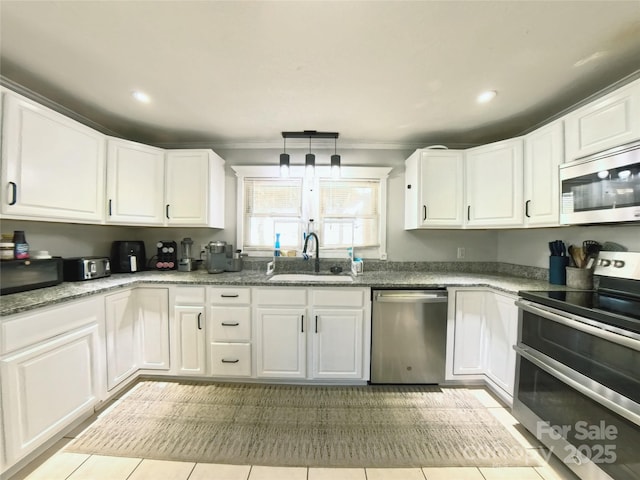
[1,90,106,223]
[523,121,564,227]
[465,138,524,227]
[165,149,225,228]
[106,137,165,225]
[404,149,464,229]
[564,78,640,162]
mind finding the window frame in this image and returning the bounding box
[232,165,391,259]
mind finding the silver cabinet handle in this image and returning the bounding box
[221,322,239,326]
[375,292,447,303]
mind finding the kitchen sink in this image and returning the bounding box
[268,274,354,283]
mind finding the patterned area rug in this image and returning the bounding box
[65,380,542,468]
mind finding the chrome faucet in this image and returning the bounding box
[302,232,320,273]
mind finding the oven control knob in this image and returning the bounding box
[613,260,626,268]
[600,259,611,267]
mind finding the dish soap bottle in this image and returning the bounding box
[274,233,281,257]
[12,230,29,260]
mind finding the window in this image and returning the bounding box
[232,165,390,258]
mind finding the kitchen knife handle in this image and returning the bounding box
[467,205,471,221]
[525,200,531,218]
[301,315,304,333]
[108,199,112,216]
[197,312,202,330]
[315,315,318,333]
[422,205,427,221]
[8,182,17,205]
[165,204,170,219]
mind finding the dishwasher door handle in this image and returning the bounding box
[374,292,448,303]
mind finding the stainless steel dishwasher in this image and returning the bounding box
[371,289,448,384]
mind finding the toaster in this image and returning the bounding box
[62,256,111,281]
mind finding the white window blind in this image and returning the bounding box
[243,178,303,249]
[319,179,380,248]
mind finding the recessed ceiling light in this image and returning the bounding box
[131,90,151,103]
[477,90,497,104]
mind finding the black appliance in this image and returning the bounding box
[0,258,63,295]
[62,256,111,281]
[110,241,146,273]
[155,241,177,270]
[515,251,640,480]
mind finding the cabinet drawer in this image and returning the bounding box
[312,288,365,307]
[209,287,250,304]
[174,286,206,305]
[210,343,251,377]
[1,297,102,355]
[209,306,251,341]
[254,288,307,306]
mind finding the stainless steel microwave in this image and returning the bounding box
[560,141,640,225]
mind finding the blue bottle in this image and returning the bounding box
[274,233,281,257]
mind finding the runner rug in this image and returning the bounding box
[65,380,542,468]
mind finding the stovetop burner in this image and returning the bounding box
[519,251,640,335]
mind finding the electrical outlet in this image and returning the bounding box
[457,247,465,259]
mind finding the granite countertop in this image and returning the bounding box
[0,268,566,317]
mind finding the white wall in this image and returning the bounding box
[496,224,640,268]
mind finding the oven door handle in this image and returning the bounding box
[515,344,640,427]
[516,299,640,350]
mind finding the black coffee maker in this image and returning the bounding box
[111,241,146,273]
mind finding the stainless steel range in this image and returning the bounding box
[515,251,640,480]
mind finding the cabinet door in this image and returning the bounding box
[106,138,164,225]
[165,150,211,227]
[453,290,486,375]
[465,138,524,227]
[0,325,99,465]
[105,290,137,390]
[174,306,206,375]
[137,288,170,370]
[256,307,306,379]
[311,309,363,379]
[564,78,640,161]
[419,150,464,227]
[484,292,518,397]
[1,91,105,223]
[524,121,563,227]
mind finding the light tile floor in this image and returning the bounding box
[9,388,579,480]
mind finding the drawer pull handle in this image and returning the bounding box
[197,312,202,330]
[315,315,318,333]
[221,294,240,298]
[221,322,239,326]
[221,359,239,364]
[301,315,304,333]
[166,204,170,219]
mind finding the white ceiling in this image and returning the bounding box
[1,0,640,149]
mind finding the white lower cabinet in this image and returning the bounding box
[172,287,207,376]
[137,288,170,370]
[208,287,252,377]
[448,288,518,404]
[484,292,518,396]
[254,287,369,381]
[0,298,102,471]
[105,290,138,390]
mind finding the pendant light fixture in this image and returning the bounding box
[279,136,290,177]
[305,136,315,178]
[279,130,340,178]
[331,136,341,178]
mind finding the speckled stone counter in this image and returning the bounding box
[0,268,567,317]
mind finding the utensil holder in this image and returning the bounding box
[566,266,594,290]
[549,256,569,285]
